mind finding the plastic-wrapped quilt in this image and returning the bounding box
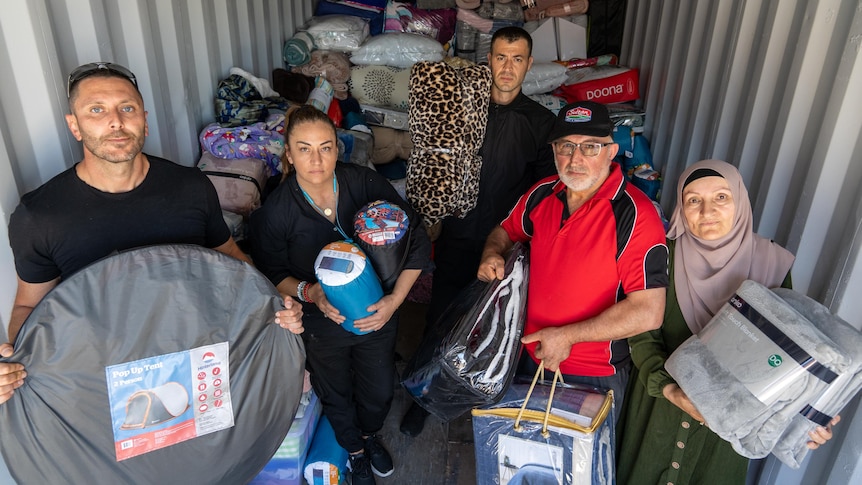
[765,288,862,468]
[471,370,615,485]
[666,280,850,460]
[0,244,306,484]
[401,243,528,421]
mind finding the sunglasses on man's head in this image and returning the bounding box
[66,62,138,98]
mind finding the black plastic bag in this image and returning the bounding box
[401,243,529,421]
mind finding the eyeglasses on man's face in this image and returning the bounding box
[66,62,138,98]
[553,141,614,158]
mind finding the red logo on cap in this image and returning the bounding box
[565,107,592,123]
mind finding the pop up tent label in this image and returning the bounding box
[107,342,233,461]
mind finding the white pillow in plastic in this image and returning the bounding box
[527,94,568,115]
[303,15,370,52]
[350,33,445,69]
[521,62,568,95]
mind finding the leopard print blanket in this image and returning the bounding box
[406,61,492,229]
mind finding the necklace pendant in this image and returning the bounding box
[324,208,332,216]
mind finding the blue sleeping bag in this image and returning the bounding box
[314,241,384,335]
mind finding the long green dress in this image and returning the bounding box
[616,240,790,485]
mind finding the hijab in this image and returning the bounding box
[667,160,795,333]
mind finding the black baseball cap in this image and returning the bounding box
[546,101,614,142]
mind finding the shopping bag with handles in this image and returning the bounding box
[472,365,616,485]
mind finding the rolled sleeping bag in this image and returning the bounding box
[314,240,384,335]
[353,200,411,292]
[303,415,348,485]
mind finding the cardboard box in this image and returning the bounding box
[529,17,587,63]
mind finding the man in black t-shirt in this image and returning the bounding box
[0,62,301,404]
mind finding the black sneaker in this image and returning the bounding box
[363,434,394,477]
[399,401,430,437]
[348,452,375,485]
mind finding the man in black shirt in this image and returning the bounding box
[399,27,557,436]
[0,62,301,404]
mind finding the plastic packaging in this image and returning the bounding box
[350,32,445,68]
[353,200,411,292]
[384,2,457,44]
[666,280,850,459]
[471,368,615,485]
[314,241,384,335]
[301,14,371,52]
[521,62,568,95]
[555,54,619,70]
[401,244,529,421]
[303,415,348,485]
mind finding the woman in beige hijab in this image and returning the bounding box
[616,160,837,484]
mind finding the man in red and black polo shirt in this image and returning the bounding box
[478,101,668,412]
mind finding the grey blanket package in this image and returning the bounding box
[768,288,862,467]
[666,280,860,464]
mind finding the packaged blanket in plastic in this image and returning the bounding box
[350,32,446,69]
[665,280,851,460]
[336,128,375,170]
[301,13,373,51]
[521,0,589,21]
[521,62,568,95]
[292,50,352,101]
[472,367,615,485]
[251,389,323,484]
[314,0,386,35]
[765,288,862,468]
[401,243,529,421]
[384,2,457,44]
[552,65,639,105]
[455,3,524,63]
[0,244,306,484]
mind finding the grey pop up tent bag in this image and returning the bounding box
[0,244,306,484]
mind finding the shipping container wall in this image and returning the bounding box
[0,0,315,328]
[0,0,860,482]
[622,1,861,483]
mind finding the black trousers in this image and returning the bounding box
[427,238,484,327]
[302,312,398,453]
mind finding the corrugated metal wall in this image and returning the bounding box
[0,0,315,327]
[621,1,861,483]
